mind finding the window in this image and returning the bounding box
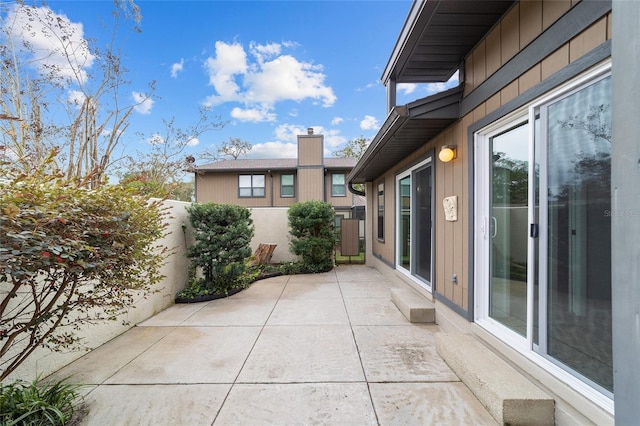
[377,181,384,240]
[331,173,346,196]
[238,174,265,197]
[280,174,295,197]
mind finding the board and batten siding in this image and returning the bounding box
[296,168,324,202]
[325,170,356,208]
[297,135,323,167]
[372,0,611,312]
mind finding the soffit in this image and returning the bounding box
[384,0,516,84]
[348,85,462,183]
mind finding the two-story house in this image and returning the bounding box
[347,0,639,423]
[194,129,364,224]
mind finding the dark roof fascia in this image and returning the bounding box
[196,159,356,174]
[347,106,409,184]
[383,0,516,85]
[195,166,296,173]
[348,85,462,184]
[382,0,438,85]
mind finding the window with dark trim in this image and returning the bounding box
[377,181,384,240]
[331,173,346,197]
[239,174,265,197]
[280,174,295,198]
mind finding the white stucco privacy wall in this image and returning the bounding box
[5,202,301,382]
[6,199,192,382]
[249,207,299,263]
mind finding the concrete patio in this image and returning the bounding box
[54,265,496,425]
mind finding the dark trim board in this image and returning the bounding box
[435,291,472,321]
[468,41,611,135]
[461,0,612,117]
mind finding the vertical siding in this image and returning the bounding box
[543,0,572,30]
[298,136,323,166]
[297,168,324,202]
[196,172,273,207]
[372,170,395,263]
[447,0,611,312]
[464,0,609,100]
[273,172,297,207]
[520,1,543,49]
[325,170,353,208]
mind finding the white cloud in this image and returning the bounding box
[360,115,379,131]
[6,4,95,83]
[132,92,154,115]
[273,123,344,153]
[203,41,248,105]
[425,70,460,95]
[357,80,380,92]
[398,83,417,95]
[171,58,184,78]
[273,124,306,142]
[203,41,336,118]
[67,90,86,107]
[331,117,344,126]
[320,129,346,150]
[186,137,199,147]
[249,41,281,64]
[230,107,276,123]
[248,142,298,159]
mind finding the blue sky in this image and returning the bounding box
[4,1,458,163]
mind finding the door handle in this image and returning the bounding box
[491,216,497,238]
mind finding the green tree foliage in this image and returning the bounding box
[0,152,170,381]
[186,203,254,292]
[332,136,370,159]
[288,201,335,272]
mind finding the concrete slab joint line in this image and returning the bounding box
[390,287,436,323]
[49,266,499,425]
[436,332,555,426]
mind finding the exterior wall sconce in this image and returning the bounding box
[439,145,457,163]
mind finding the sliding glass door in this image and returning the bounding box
[489,123,529,337]
[396,158,433,291]
[539,74,612,393]
[475,65,612,398]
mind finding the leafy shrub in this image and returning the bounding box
[0,376,85,425]
[185,203,254,293]
[0,155,169,380]
[288,201,335,272]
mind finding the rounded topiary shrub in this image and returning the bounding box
[287,200,335,272]
[186,203,254,293]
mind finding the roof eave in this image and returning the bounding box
[348,85,463,184]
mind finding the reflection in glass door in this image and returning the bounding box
[396,159,433,291]
[398,176,411,271]
[415,165,432,283]
[489,123,529,337]
[476,67,613,398]
[539,75,612,393]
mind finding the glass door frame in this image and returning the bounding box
[395,157,433,292]
[473,110,532,351]
[473,60,614,411]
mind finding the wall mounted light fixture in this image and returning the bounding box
[439,145,457,163]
